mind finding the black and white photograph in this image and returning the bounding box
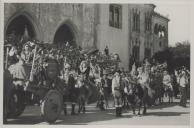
[1,0,192,126]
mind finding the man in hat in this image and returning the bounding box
[163,70,173,103]
[112,71,123,117]
[8,59,27,87]
[101,70,110,108]
[179,69,189,107]
[137,66,150,88]
[68,72,77,115]
[104,45,109,56]
[61,58,71,85]
[120,72,131,109]
[137,66,154,98]
[79,54,90,80]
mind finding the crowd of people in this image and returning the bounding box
[4,38,190,117]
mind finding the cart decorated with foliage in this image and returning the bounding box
[3,39,83,123]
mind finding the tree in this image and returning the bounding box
[171,41,190,69]
[153,49,173,63]
[153,40,190,73]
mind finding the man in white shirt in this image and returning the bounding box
[112,71,122,117]
[163,70,173,103]
[179,70,188,107]
[79,54,90,80]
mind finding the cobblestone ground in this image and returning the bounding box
[6,98,190,125]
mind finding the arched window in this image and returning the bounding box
[133,9,140,32]
[145,12,152,32]
[162,26,166,37]
[154,24,158,34]
[158,25,162,38]
[109,4,122,29]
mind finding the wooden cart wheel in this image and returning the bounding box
[41,90,63,124]
[7,89,26,118]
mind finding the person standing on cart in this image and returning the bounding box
[20,42,33,64]
[20,42,35,104]
[8,44,29,105]
[7,44,19,66]
[8,43,30,87]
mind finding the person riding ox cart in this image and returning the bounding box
[4,41,37,120]
[123,69,143,115]
[8,42,35,103]
[122,63,138,110]
[136,65,155,114]
[5,40,75,123]
[8,42,33,84]
[60,57,77,115]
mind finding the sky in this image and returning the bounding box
[154,2,191,46]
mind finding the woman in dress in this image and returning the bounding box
[20,42,33,64]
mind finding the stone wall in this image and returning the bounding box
[4,3,97,49]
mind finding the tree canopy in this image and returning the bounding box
[153,41,190,73]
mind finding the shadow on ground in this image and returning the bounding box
[144,111,189,117]
[55,109,132,125]
[5,101,190,125]
[148,101,190,110]
[5,115,44,124]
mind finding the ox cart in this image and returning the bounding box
[4,45,66,124]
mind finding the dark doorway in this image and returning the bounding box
[6,15,36,39]
[53,24,75,46]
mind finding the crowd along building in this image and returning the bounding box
[4,3,169,70]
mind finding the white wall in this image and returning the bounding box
[153,15,169,53]
[97,4,129,70]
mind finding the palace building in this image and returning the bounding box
[4,3,169,70]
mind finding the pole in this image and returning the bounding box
[29,45,37,81]
[5,47,9,69]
